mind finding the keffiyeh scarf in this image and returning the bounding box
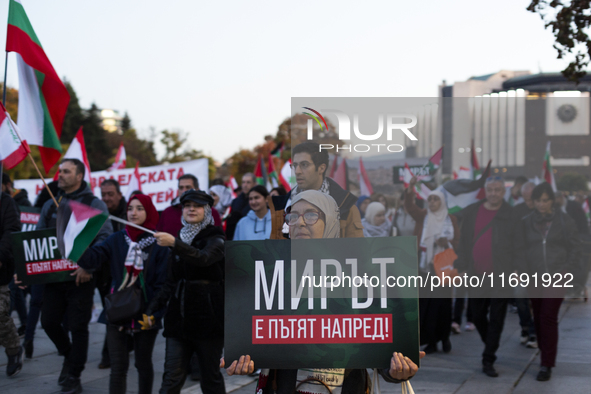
[120,234,156,290]
[179,205,214,244]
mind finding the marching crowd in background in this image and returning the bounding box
[0,140,589,393]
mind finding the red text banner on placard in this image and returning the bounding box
[26,259,78,275]
[252,314,392,344]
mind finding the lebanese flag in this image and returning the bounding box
[333,157,349,190]
[279,159,293,191]
[358,157,373,196]
[403,163,430,200]
[53,128,91,184]
[7,0,70,173]
[542,141,556,191]
[0,102,30,169]
[125,162,142,201]
[267,154,279,188]
[56,200,108,263]
[109,142,127,171]
[470,139,481,180]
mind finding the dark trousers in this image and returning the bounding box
[420,295,452,346]
[107,325,159,394]
[452,289,473,324]
[531,297,563,368]
[160,336,225,394]
[470,298,508,365]
[9,279,27,326]
[41,280,94,378]
[97,283,111,364]
[24,284,44,341]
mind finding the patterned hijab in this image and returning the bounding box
[179,204,214,244]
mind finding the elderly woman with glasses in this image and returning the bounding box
[222,190,424,393]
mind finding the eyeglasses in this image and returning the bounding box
[290,161,313,171]
[285,211,322,226]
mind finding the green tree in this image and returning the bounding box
[557,172,589,192]
[528,1,591,82]
[160,129,216,179]
[82,103,111,170]
[0,83,19,120]
[121,112,131,132]
[60,80,84,143]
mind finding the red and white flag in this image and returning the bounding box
[358,157,373,196]
[125,162,142,201]
[333,157,348,190]
[54,128,91,184]
[227,176,239,198]
[279,159,294,191]
[0,102,29,169]
[109,142,127,171]
[403,163,430,200]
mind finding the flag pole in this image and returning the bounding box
[108,215,156,235]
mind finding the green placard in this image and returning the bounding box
[11,228,77,285]
[225,237,420,369]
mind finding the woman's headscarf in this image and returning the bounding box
[290,190,340,239]
[180,205,214,244]
[420,190,452,268]
[362,202,390,237]
[125,194,159,242]
[209,185,233,213]
[356,195,371,219]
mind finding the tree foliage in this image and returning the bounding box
[557,172,589,192]
[528,1,591,82]
[81,103,111,171]
[60,79,84,143]
[160,129,216,179]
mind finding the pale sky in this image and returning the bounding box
[0,0,572,162]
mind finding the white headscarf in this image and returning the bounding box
[290,190,340,239]
[420,190,453,269]
[362,202,391,237]
[209,185,233,213]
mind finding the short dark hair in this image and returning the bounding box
[514,176,529,185]
[271,186,287,196]
[101,179,122,194]
[248,185,269,199]
[211,178,225,186]
[532,182,555,202]
[292,142,329,177]
[179,174,199,189]
[62,158,85,178]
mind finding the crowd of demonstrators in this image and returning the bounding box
[223,189,424,392]
[233,185,272,241]
[209,184,233,218]
[225,173,255,240]
[406,177,460,354]
[515,183,582,381]
[81,194,168,394]
[36,158,113,394]
[362,202,392,237]
[504,175,528,206]
[356,195,371,219]
[0,189,24,377]
[391,192,417,237]
[150,190,226,394]
[269,142,363,239]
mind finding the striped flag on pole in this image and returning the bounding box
[0,101,29,169]
[53,128,91,184]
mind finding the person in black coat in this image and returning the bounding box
[515,183,582,382]
[149,190,226,394]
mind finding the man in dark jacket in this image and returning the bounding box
[454,177,513,378]
[0,192,24,377]
[2,173,32,207]
[37,158,112,394]
[269,142,363,239]
[225,172,255,240]
[555,191,589,235]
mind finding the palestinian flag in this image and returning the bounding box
[7,0,70,173]
[270,141,284,158]
[542,141,556,191]
[279,159,293,191]
[426,146,443,176]
[358,157,374,196]
[267,154,279,188]
[254,155,267,186]
[438,160,491,213]
[402,163,430,200]
[56,200,108,263]
[0,101,30,169]
[470,139,481,180]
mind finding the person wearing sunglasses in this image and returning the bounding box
[222,190,424,393]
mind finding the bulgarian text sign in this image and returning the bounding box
[11,228,77,285]
[224,237,419,369]
[13,159,209,211]
[19,206,41,232]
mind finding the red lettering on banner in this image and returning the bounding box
[35,184,44,195]
[98,176,106,187]
[118,174,126,185]
[148,193,157,200]
[156,192,165,203]
[177,167,184,179]
[157,171,166,182]
[148,172,157,183]
[25,260,78,275]
[20,212,40,224]
[167,168,175,180]
[90,178,97,189]
[252,314,391,344]
[165,189,175,202]
[138,173,146,184]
